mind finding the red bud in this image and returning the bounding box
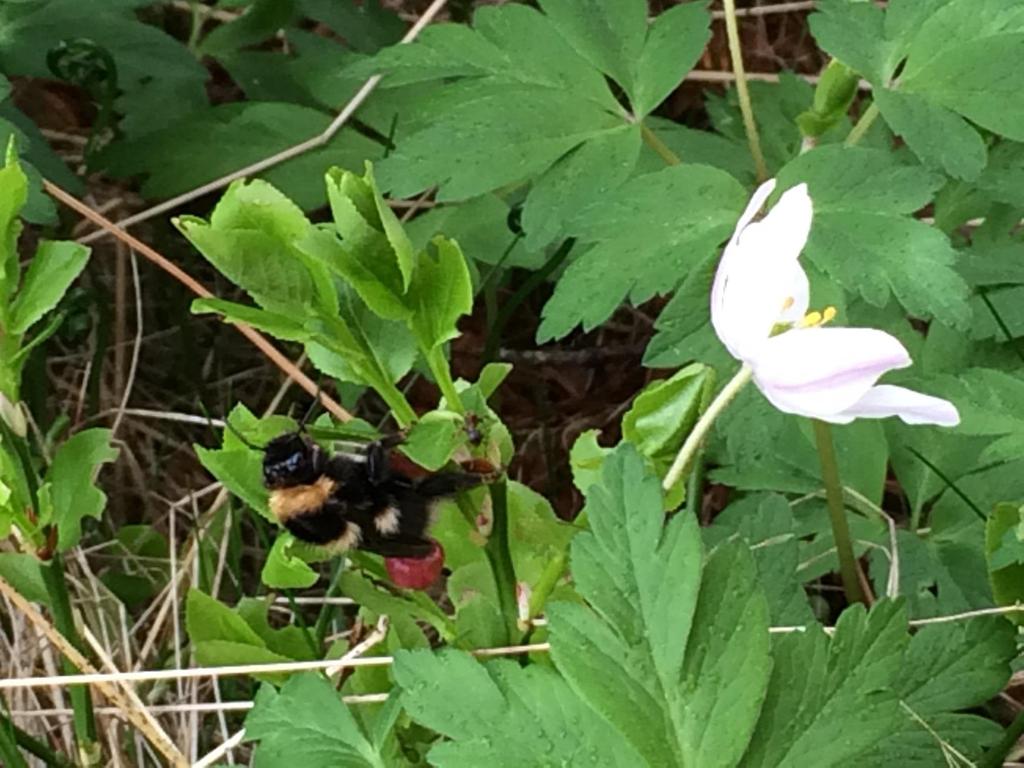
[385,540,445,590]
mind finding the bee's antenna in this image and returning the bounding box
[198,401,263,451]
[297,377,323,433]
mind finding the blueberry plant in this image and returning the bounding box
[2,0,1024,766]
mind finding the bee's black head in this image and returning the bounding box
[262,432,322,489]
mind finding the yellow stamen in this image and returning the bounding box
[822,306,837,323]
[797,306,838,329]
[781,296,795,311]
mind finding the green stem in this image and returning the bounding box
[525,549,566,621]
[374,376,418,428]
[640,122,681,166]
[812,419,867,605]
[845,101,879,147]
[0,713,29,768]
[41,555,98,757]
[722,0,769,182]
[426,347,464,414]
[663,364,753,492]
[314,565,346,647]
[484,480,518,642]
[10,717,74,768]
[481,238,575,364]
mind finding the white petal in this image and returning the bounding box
[752,327,912,418]
[827,385,961,426]
[711,182,813,361]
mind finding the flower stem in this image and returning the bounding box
[640,122,681,166]
[722,0,768,182]
[426,346,464,415]
[663,363,753,493]
[811,419,867,605]
[844,101,879,147]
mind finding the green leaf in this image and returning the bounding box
[705,494,815,625]
[47,429,118,551]
[861,616,1014,765]
[520,123,641,251]
[0,144,26,302]
[539,164,747,340]
[246,673,384,767]
[190,297,309,341]
[194,445,269,521]
[776,146,971,329]
[394,650,644,766]
[536,0,647,100]
[237,596,317,661]
[548,445,771,767]
[298,0,404,54]
[405,237,472,352]
[199,0,298,55]
[261,534,319,589]
[986,502,1024,619]
[399,410,463,471]
[8,240,88,335]
[568,429,610,496]
[934,368,1024,462]
[633,2,711,117]
[0,552,49,605]
[741,600,908,766]
[98,102,384,210]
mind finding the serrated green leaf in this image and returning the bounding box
[195,445,269,521]
[776,146,970,329]
[536,0,646,100]
[933,367,1024,463]
[521,124,641,250]
[539,164,747,341]
[0,552,48,605]
[245,673,383,767]
[741,600,908,767]
[860,616,1014,766]
[394,650,643,767]
[261,535,319,590]
[237,596,317,660]
[633,2,711,117]
[550,445,771,767]
[622,363,713,465]
[8,240,88,335]
[47,429,118,551]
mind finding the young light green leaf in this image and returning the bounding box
[191,297,309,341]
[740,600,908,767]
[0,552,49,605]
[48,429,118,551]
[261,534,319,590]
[986,503,1024,619]
[8,240,89,334]
[394,650,644,767]
[399,410,463,471]
[194,445,269,521]
[405,237,472,352]
[775,146,971,329]
[0,145,27,302]
[539,164,747,340]
[245,672,385,768]
[622,363,713,466]
[568,429,610,496]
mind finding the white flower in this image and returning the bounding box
[710,179,959,427]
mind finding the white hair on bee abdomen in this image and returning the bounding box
[374,506,402,535]
[329,522,362,553]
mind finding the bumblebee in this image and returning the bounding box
[261,430,488,558]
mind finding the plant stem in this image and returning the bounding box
[663,363,753,492]
[640,122,681,166]
[10,717,75,768]
[0,712,29,768]
[40,554,99,759]
[845,101,879,147]
[722,0,768,182]
[374,376,418,428]
[525,549,567,622]
[484,480,518,642]
[811,419,867,605]
[426,347,464,414]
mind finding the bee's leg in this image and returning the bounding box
[365,432,406,485]
[415,472,485,498]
